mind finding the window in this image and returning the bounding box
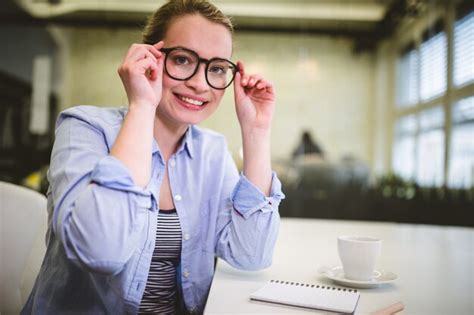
[454,12,474,87]
[392,108,446,187]
[392,115,417,181]
[416,107,445,187]
[396,50,418,108]
[392,6,473,188]
[448,96,474,188]
[420,32,447,102]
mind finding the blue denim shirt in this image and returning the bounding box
[22,106,284,314]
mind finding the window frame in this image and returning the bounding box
[390,3,474,188]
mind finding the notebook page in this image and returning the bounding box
[250,281,360,313]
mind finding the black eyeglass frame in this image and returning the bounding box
[160,47,238,90]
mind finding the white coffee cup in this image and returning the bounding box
[337,235,382,281]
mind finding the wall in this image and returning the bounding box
[372,39,395,177]
[60,26,376,166]
[220,31,375,163]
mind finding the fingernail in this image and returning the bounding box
[249,79,255,85]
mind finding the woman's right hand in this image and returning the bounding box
[118,41,164,110]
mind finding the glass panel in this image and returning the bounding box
[392,115,417,180]
[416,129,445,187]
[416,107,445,187]
[393,136,416,181]
[454,12,474,87]
[395,115,417,136]
[396,50,419,108]
[448,124,474,188]
[419,106,444,131]
[448,97,474,188]
[420,32,447,101]
[452,95,474,124]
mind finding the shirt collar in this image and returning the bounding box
[151,125,195,159]
[179,126,195,159]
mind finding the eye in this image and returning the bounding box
[209,66,226,75]
[208,62,230,75]
[172,54,191,66]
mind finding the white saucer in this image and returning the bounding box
[318,266,398,289]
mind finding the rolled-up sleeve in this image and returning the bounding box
[215,150,285,271]
[231,172,284,219]
[91,155,153,202]
[50,112,154,275]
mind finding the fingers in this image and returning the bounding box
[119,54,161,82]
[139,59,159,80]
[124,42,164,63]
[142,51,158,64]
[237,61,245,77]
[153,41,165,52]
[119,42,165,81]
[140,57,164,81]
[236,61,273,91]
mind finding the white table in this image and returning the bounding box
[205,218,474,314]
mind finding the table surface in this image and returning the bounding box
[204,218,474,314]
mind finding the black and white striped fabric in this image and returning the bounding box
[139,209,182,314]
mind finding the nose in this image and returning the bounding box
[184,63,209,93]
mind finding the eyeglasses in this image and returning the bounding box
[160,47,238,90]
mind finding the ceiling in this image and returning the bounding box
[3,0,430,50]
[4,0,392,29]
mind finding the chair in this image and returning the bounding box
[283,157,352,218]
[0,181,47,314]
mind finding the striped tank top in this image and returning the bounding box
[139,209,182,314]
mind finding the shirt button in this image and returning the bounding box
[183,270,190,278]
[174,194,182,201]
[169,159,176,167]
[184,233,190,240]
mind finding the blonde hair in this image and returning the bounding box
[142,0,233,45]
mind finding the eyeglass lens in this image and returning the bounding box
[165,49,236,89]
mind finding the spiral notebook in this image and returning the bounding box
[250,280,360,314]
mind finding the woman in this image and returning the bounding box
[22,0,284,314]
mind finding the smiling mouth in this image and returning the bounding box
[175,94,207,107]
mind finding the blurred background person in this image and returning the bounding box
[292,130,325,160]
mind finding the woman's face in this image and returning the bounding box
[157,14,233,128]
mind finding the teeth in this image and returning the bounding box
[179,95,204,106]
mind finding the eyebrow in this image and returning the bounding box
[164,45,232,61]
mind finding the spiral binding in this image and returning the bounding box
[269,279,358,293]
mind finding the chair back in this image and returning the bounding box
[0,181,47,314]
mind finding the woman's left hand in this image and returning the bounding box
[234,61,275,134]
